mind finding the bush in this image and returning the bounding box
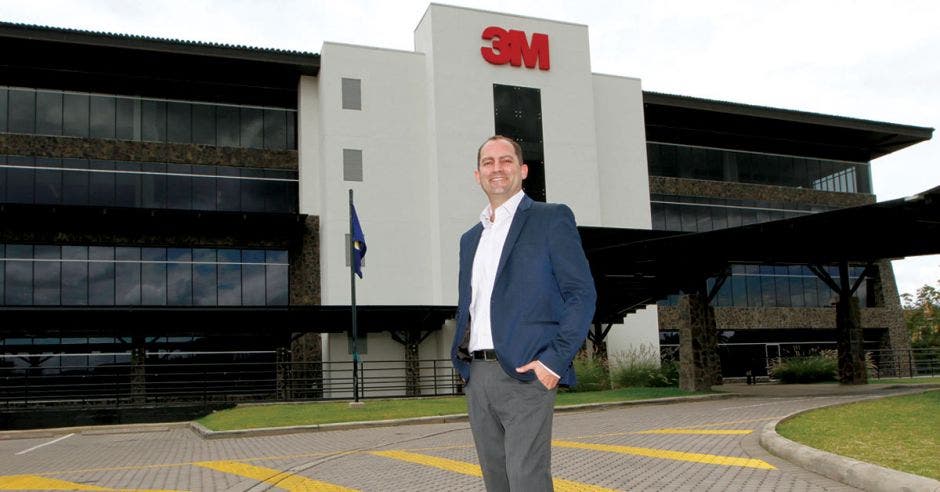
[769,350,837,383]
[610,345,678,388]
[568,354,610,392]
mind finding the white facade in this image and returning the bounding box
[300,4,658,384]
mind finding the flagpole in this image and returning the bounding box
[349,189,360,404]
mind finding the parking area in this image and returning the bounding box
[0,391,880,491]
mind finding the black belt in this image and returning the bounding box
[472,350,498,361]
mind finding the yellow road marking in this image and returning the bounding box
[552,440,776,470]
[0,474,180,491]
[371,450,618,492]
[637,429,752,435]
[194,461,356,492]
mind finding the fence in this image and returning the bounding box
[0,352,462,409]
[867,348,940,379]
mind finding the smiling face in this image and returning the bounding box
[475,137,528,210]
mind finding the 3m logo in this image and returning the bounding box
[480,27,550,71]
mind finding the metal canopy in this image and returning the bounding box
[584,185,940,324]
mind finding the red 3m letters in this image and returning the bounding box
[480,27,550,70]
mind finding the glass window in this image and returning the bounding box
[36,91,63,135]
[731,268,748,307]
[89,95,116,139]
[789,265,805,307]
[265,169,293,213]
[5,245,33,305]
[266,250,288,305]
[192,248,217,306]
[286,112,296,150]
[89,246,114,305]
[0,157,5,203]
[115,247,141,305]
[0,88,7,132]
[342,78,361,110]
[263,109,287,150]
[34,157,62,204]
[166,248,192,305]
[61,158,89,206]
[343,149,363,182]
[165,163,192,210]
[217,166,240,211]
[774,265,790,307]
[191,165,216,211]
[240,168,265,212]
[166,102,192,143]
[218,249,241,306]
[710,205,728,230]
[0,245,3,303]
[192,104,216,145]
[115,97,137,140]
[62,246,88,305]
[6,155,34,204]
[8,88,36,134]
[240,108,263,149]
[141,162,167,209]
[114,161,142,208]
[760,265,776,306]
[216,106,239,147]
[745,265,761,307]
[141,247,167,306]
[242,250,266,305]
[88,160,115,206]
[33,245,60,305]
[141,99,166,142]
[664,204,681,231]
[63,93,90,137]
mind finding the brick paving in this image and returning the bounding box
[1,387,919,491]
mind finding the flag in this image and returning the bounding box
[351,203,367,278]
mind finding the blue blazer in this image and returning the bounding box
[451,195,597,387]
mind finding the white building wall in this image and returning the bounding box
[591,73,659,355]
[310,5,660,382]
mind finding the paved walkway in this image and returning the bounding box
[0,384,930,491]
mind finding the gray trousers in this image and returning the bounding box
[466,359,557,492]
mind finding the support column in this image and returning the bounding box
[130,335,146,404]
[837,294,867,384]
[290,333,323,399]
[677,292,722,391]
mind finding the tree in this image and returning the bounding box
[901,280,940,347]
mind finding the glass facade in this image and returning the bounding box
[648,142,871,193]
[657,263,871,309]
[0,155,298,213]
[1,86,297,150]
[0,244,288,306]
[651,194,838,232]
[494,84,545,202]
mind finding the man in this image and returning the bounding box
[451,135,597,491]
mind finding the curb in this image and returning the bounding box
[758,388,940,492]
[192,392,734,439]
[0,421,189,441]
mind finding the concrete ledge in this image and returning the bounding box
[191,392,733,439]
[0,421,189,441]
[759,390,940,492]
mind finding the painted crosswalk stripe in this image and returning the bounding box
[194,461,356,492]
[552,440,776,470]
[370,450,618,492]
[0,474,179,491]
[637,429,752,435]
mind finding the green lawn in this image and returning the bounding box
[777,390,940,480]
[198,387,702,431]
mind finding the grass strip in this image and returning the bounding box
[777,390,940,480]
[198,387,702,431]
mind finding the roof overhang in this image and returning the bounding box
[644,92,934,162]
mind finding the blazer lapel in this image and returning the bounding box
[494,195,532,282]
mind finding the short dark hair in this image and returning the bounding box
[477,135,523,167]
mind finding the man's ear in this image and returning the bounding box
[474,168,482,184]
[520,163,529,179]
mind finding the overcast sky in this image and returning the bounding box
[2,0,938,297]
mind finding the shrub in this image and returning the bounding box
[769,350,837,383]
[610,344,677,388]
[568,354,610,392]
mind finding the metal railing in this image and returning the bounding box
[867,348,940,379]
[0,352,462,409]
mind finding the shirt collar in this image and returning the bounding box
[479,190,526,229]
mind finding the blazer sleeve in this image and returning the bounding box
[537,204,597,376]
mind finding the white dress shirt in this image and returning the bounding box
[468,190,525,353]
